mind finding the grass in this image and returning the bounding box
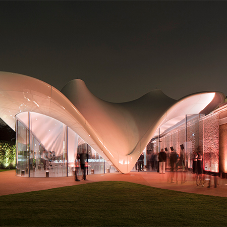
[0,181,227,226]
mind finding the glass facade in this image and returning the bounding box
[16,112,116,177]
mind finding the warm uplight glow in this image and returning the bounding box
[225,160,227,172]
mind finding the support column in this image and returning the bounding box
[104,160,105,174]
[66,126,68,177]
[185,115,187,169]
[28,112,31,177]
[87,143,89,175]
[15,117,18,174]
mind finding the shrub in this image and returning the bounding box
[0,141,16,169]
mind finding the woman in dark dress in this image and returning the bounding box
[192,151,198,174]
[196,151,203,186]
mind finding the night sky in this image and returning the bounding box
[1,1,227,103]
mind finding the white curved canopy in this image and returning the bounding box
[0,72,225,173]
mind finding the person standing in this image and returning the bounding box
[138,153,144,171]
[193,151,198,174]
[170,147,178,183]
[196,151,203,186]
[146,152,152,171]
[74,153,80,181]
[80,149,87,180]
[180,145,186,183]
[159,149,167,174]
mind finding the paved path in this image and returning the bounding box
[0,170,227,197]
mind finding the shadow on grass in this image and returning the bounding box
[0,181,226,226]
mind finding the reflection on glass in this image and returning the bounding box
[16,120,29,176]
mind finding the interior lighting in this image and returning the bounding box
[33,101,39,107]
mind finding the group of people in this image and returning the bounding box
[152,145,203,185]
[142,145,188,183]
[75,149,88,181]
[77,144,204,186]
[146,152,159,171]
[137,149,167,173]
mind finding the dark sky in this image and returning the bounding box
[1,1,227,103]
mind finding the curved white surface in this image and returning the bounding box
[61,80,224,173]
[0,72,225,173]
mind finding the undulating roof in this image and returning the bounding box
[0,72,225,173]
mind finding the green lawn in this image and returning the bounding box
[0,181,226,226]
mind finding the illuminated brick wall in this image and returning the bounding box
[219,123,227,173]
[186,115,200,168]
[202,113,219,172]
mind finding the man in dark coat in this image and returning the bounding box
[80,149,87,180]
[138,153,144,171]
[159,149,167,173]
[170,147,178,183]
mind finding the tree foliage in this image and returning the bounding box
[0,142,16,169]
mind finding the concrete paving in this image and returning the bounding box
[0,170,227,197]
